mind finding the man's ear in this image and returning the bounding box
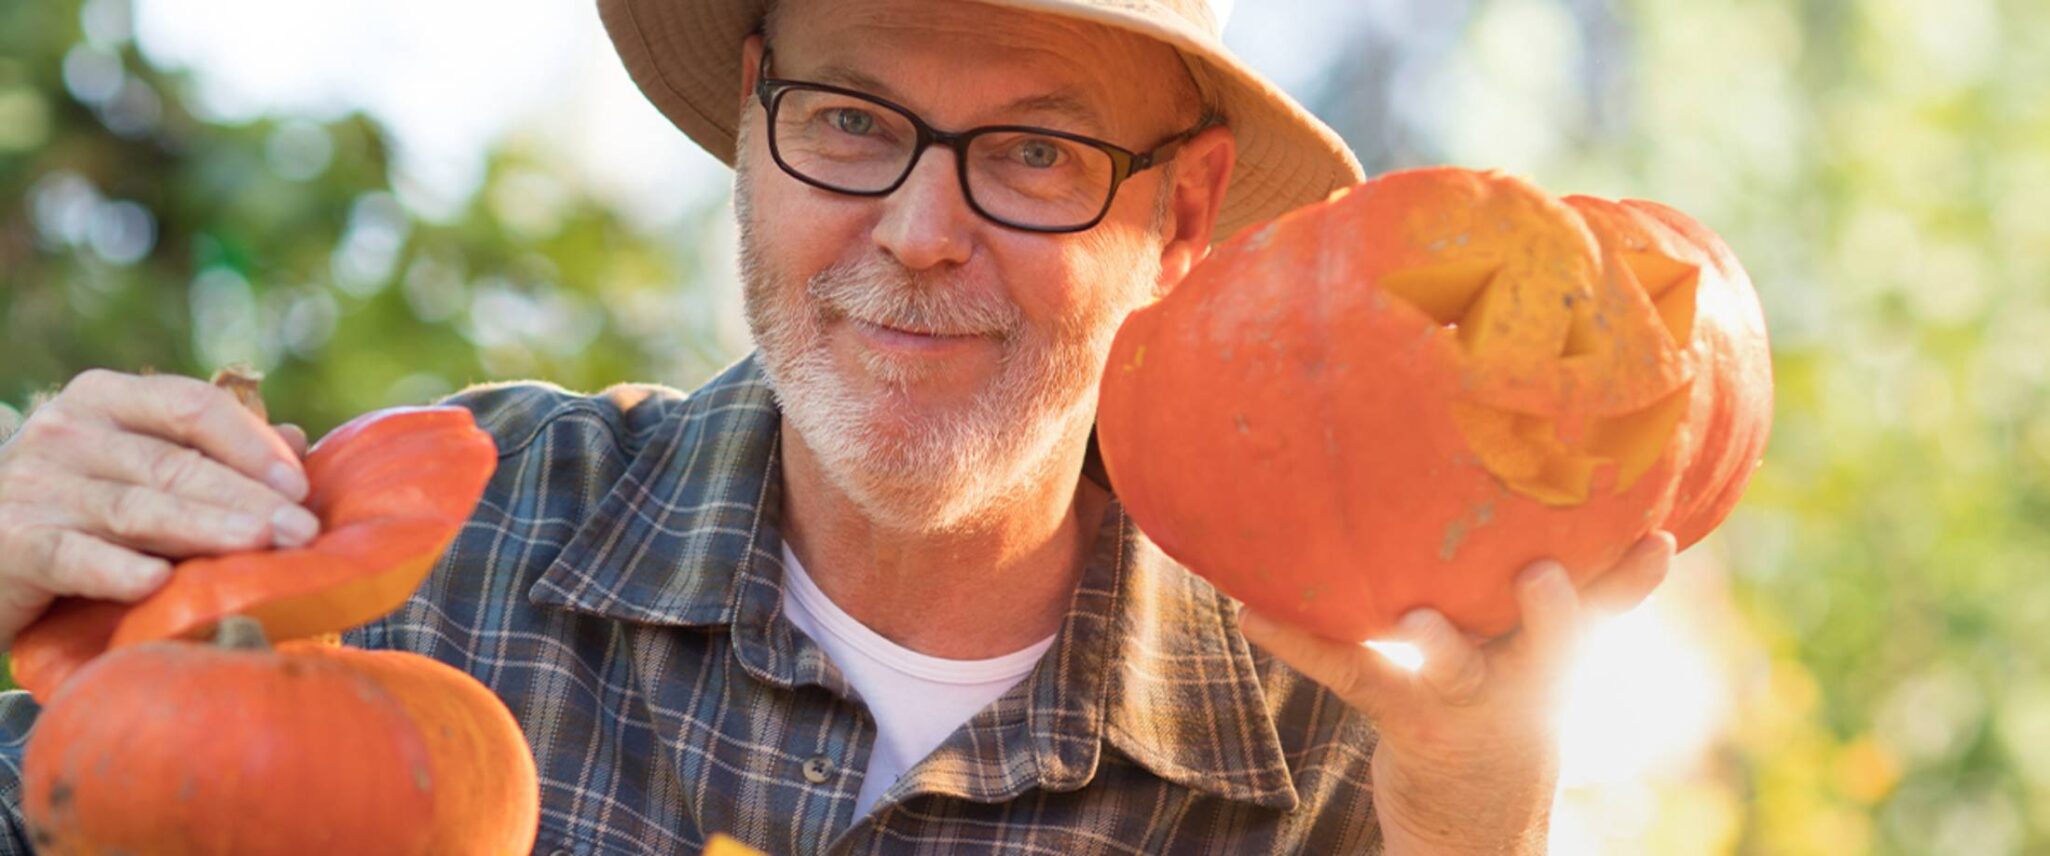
[1155,124,1236,296]
[738,34,766,113]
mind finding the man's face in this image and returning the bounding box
[735,0,1208,532]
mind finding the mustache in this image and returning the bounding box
[807,258,1021,339]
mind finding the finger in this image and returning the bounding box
[275,423,309,459]
[1513,561,1583,675]
[1397,608,1489,705]
[14,527,171,601]
[1579,531,1675,616]
[1238,608,1399,718]
[50,425,320,548]
[63,477,280,558]
[61,370,308,501]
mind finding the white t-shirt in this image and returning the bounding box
[779,543,1057,818]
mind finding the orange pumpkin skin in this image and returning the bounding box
[1097,167,1771,641]
[22,637,442,855]
[299,643,541,855]
[8,405,498,699]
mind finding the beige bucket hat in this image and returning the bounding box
[597,0,1365,240]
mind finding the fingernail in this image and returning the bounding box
[271,505,320,547]
[127,559,172,593]
[1518,561,1569,592]
[266,461,309,502]
[1398,609,1438,635]
[221,512,264,543]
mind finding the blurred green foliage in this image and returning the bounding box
[2,0,2046,853]
[0,0,739,436]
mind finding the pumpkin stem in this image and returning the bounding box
[212,616,271,651]
[209,363,268,421]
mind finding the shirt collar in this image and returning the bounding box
[528,353,1298,811]
[527,355,777,629]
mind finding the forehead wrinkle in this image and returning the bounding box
[994,90,1106,136]
[804,63,904,101]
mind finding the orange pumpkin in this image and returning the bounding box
[1097,167,1772,641]
[22,618,538,856]
[9,373,534,853]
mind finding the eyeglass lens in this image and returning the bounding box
[770,87,1119,230]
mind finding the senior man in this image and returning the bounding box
[0,0,1674,852]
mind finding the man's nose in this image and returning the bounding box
[871,146,976,271]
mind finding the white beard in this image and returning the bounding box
[735,166,1162,534]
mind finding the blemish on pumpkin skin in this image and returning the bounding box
[1234,414,1250,434]
[413,763,433,792]
[1439,518,1470,562]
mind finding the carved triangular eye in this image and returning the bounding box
[1622,251,1700,345]
[1380,259,1500,328]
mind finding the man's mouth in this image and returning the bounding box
[844,312,994,338]
[846,318,991,353]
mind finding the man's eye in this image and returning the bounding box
[1013,138,1064,169]
[826,108,877,136]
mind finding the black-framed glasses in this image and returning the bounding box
[754,49,1210,233]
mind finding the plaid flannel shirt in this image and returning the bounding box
[0,355,1382,854]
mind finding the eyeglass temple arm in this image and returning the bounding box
[1130,113,1221,173]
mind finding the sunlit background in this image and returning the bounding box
[3,0,2046,852]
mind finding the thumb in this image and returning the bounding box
[1237,608,1414,719]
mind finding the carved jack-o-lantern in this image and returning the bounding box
[1096,167,1772,641]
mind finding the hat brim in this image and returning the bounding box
[599,0,1365,240]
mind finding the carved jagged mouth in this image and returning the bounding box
[1380,251,1700,506]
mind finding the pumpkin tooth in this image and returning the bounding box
[1449,403,1546,481]
[1506,452,1604,506]
[1585,382,1695,492]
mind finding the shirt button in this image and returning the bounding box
[801,754,837,784]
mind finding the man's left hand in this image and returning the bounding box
[1237,532,1677,855]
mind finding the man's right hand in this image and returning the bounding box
[0,369,323,650]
